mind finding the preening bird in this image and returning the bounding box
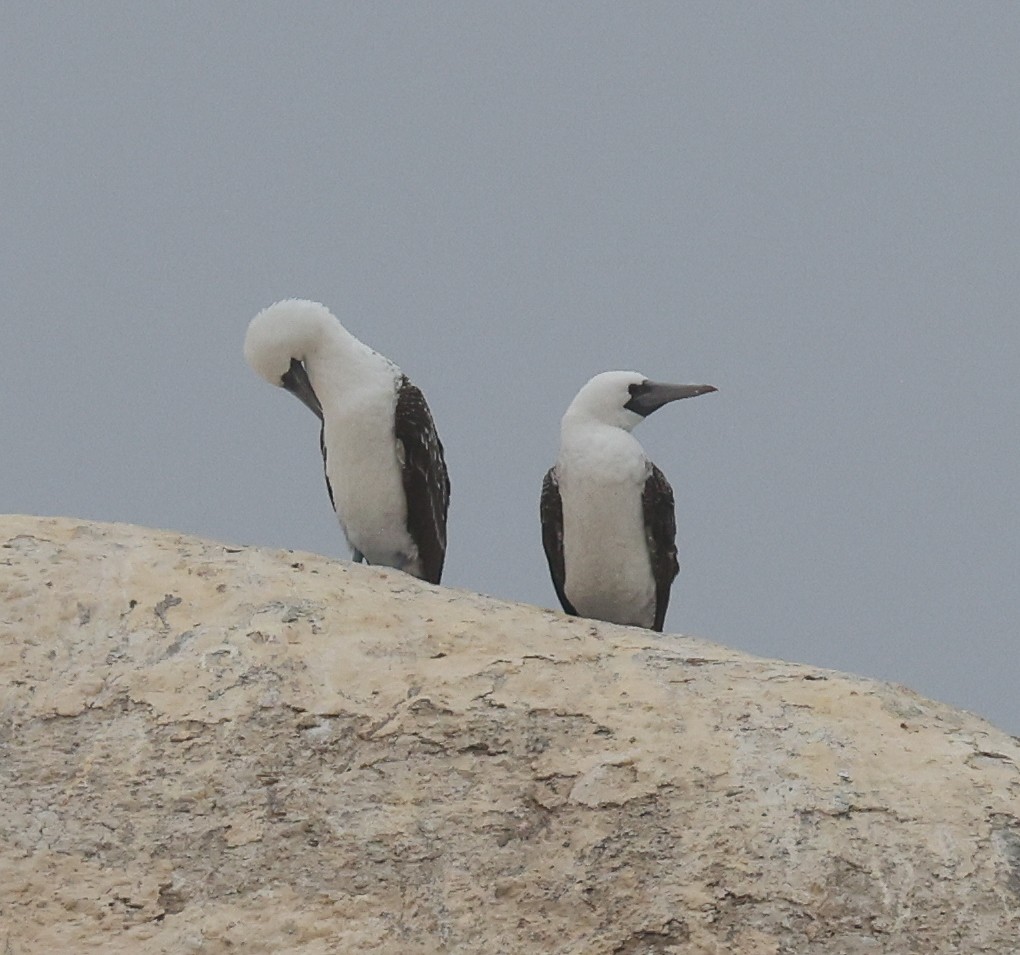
[244,299,450,584]
[540,371,716,631]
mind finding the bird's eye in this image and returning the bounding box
[628,381,649,397]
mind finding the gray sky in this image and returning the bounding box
[3,3,1018,734]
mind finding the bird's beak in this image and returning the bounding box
[280,357,324,420]
[625,381,718,417]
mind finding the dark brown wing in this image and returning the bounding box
[642,463,679,632]
[318,424,336,511]
[540,467,577,616]
[394,377,450,584]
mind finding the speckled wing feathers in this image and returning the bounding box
[394,377,450,584]
[642,463,679,632]
[540,468,578,617]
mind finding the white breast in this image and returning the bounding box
[558,428,656,628]
[322,390,418,573]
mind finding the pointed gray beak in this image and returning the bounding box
[624,380,718,417]
[280,357,324,420]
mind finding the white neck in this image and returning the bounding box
[305,322,398,407]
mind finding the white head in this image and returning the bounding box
[243,299,337,387]
[564,370,717,432]
[244,299,351,419]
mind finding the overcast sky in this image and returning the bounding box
[3,3,1018,734]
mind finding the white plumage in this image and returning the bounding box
[541,370,716,631]
[244,299,450,583]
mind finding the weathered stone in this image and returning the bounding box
[1,515,1018,953]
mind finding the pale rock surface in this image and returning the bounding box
[1,515,1019,954]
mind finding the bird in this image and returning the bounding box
[243,299,450,584]
[540,371,716,631]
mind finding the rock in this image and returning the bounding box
[1,515,1018,954]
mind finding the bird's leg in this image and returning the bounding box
[351,548,366,564]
